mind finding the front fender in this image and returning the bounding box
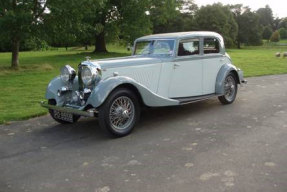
[215,63,242,95]
[85,76,179,108]
[45,77,79,106]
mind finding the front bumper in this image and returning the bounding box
[40,101,96,117]
[241,79,248,84]
[237,69,247,84]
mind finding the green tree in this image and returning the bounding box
[270,30,280,42]
[230,4,262,48]
[272,17,281,30]
[256,5,273,28]
[195,3,238,47]
[262,25,273,40]
[279,17,287,29]
[238,11,262,46]
[117,0,152,45]
[278,28,287,39]
[79,0,152,53]
[45,0,87,49]
[150,0,198,33]
[0,0,49,68]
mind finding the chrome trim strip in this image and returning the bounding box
[174,54,224,62]
[172,94,222,105]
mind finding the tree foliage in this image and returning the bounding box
[77,0,153,53]
[45,0,87,49]
[270,30,280,42]
[230,4,262,47]
[279,18,287,29]
[262,25,273,40]
[256,5,274,28]
[0,0,49,68]
[150,0,197,33]
[278,28,287,39]
[1,0,287,66]
[195,3,238,47]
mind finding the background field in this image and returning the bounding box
[0,44,287,124]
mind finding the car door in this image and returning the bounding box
[202,37,225,95]
[168,38,203,98]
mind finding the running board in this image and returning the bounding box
[172,94,222,105]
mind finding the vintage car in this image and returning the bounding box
[41,31,246,137]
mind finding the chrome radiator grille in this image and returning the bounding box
[78,64,84,91]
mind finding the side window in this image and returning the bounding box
[178,39,199,56]
[204,38,220,54]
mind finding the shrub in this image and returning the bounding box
[23,37,50,51]
[270,31,280,42]
[278,28,287,39]
[262,26,273,40]
[0,37,50,52]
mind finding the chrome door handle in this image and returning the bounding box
[174,63,180,69]
[220,58,225,61]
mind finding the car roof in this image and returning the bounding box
[136,31,223,41]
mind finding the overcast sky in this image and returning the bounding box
[194,0,287,18]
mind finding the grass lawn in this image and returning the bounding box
[227,46,287,77]
[0,45,130,124]
[0,44,287,124]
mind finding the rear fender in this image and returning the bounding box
[215,63,241,95]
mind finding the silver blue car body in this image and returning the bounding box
[45,32,245,108]
[42,31,246,136]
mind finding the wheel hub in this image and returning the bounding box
[115,107,129,118]
[109,96,135,130]
[224,75,236,101]
[122,109,129,118]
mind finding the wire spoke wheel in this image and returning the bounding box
[109,96,135,131]
[224,75,236,102]
[218,73,238,105]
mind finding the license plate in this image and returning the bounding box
[53,110,73,122]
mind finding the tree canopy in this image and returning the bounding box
[0,0,48,68]
[1,1,287,68]
[256,5,273,28]
[230,5,262,47]
[195,3,238,47]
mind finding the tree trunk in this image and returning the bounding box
[94,31,107,53]
[237,40,241,49]
[85,45,88,51]
[11,37,20,69]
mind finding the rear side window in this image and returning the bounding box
[178,39,199,56]
[204,38,220,54]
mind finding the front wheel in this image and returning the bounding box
[218,73,238,104]
[98,88,140,137]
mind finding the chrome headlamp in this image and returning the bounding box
[60,65,76,82]
[81,66,99,86]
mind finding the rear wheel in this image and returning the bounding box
[218,73,238,104]
[98,88,140,137]
[48,99,80,124]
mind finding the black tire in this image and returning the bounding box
[48,99,80,124]
[218,73,238,105]
[98,88,141,137]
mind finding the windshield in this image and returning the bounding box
[134,40,175,56]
